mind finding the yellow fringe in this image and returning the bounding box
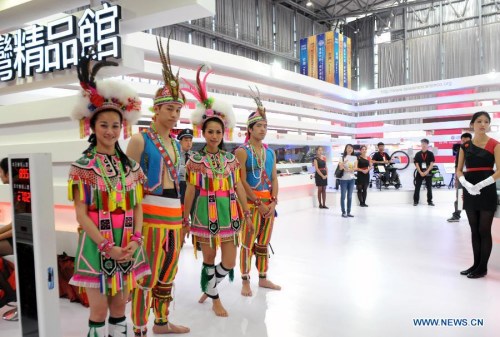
[68,179,74,201]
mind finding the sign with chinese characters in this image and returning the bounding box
[0,2,122,82]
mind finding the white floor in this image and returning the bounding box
[2,194,500,337]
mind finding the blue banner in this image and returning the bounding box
[300,38,308,75]
[343,35,348,88]
[317,33,326,81]
[334,32,339,85]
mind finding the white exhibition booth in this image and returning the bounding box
[1,0,500,254]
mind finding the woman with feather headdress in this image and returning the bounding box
[68,49,149,337]
[182,65,254,317]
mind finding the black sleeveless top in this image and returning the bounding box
[462,138,498,211]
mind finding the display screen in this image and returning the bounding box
[11,158,31,214]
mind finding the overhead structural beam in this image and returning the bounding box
[174,22,299,63]
[273,0,328,20]
[324,0,439,20]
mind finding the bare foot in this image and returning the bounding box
[152,322,190,334]
[198,293,208,303]
[241,280,253,297]
[259,278,281,290]
[212,298,228,317]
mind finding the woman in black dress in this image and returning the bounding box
[356,145,371,207]
[457,111,500,279]
[313,147,328,209]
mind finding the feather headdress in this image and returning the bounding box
[153,36,185,107]
[245,86,267,142]
[72,48,141,139]
[182,65,235,140]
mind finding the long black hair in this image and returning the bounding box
[202,117,225,151]
[343,144,354,157]
[82,109,131,169]
[470,111,491,125]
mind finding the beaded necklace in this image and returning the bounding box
[250,143,266,180]
[151,123,179,181]
[94,148,127,204]
[204,147,225,175]
[151,123,179,166]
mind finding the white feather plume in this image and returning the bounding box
[190,103,206,125]
[71,79,142,125]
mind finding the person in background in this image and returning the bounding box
[413,139,435,206]
[0,158,13,256]
[178,128,196,210]
[456,111,499,279]
[339,144,357,218]
[356,146,371,207]
[313,147,328,208]
[447,133,472,222]
[371,142,397,186]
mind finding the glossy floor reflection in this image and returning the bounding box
[2,200,500,337]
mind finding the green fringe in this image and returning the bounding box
[229,268,234,282]
[200,264,210,293]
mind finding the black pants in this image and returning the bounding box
[414,174,432,203]
[381,167,397,183]
[452,181,462,218]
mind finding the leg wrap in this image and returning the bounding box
[254,244,269,278]
[108,316,127,337]
[88,320,106,337]
[215,263,233,283]
[201,263,218,299]
[152,282,173,325]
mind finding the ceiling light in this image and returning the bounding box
[306,1,313,7]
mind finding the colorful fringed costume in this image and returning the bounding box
[182,65,244,301]
[70,38,145,337]
[130,37,186,337]
[239,86,279,281]
[239,144,276,279]
[131,129,184,332]
[68,152,149,295]
[186,149,242,249]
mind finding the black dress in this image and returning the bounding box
[357,156,370,185]
[314,156,328,186]
[462,138,498,211]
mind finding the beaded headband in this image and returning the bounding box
[246,86,267,141]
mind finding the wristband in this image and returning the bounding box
[244,210,252,217]
[130,232,143,246]
[254,198,262,206]
[98,239,114,258]
[270,196,278,204]
[182,217,191,227]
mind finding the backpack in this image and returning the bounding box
[57,252,89,307]
[0,257,16,308]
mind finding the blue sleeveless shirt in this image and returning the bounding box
[140,131,181,195]
[243,144,275,191]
